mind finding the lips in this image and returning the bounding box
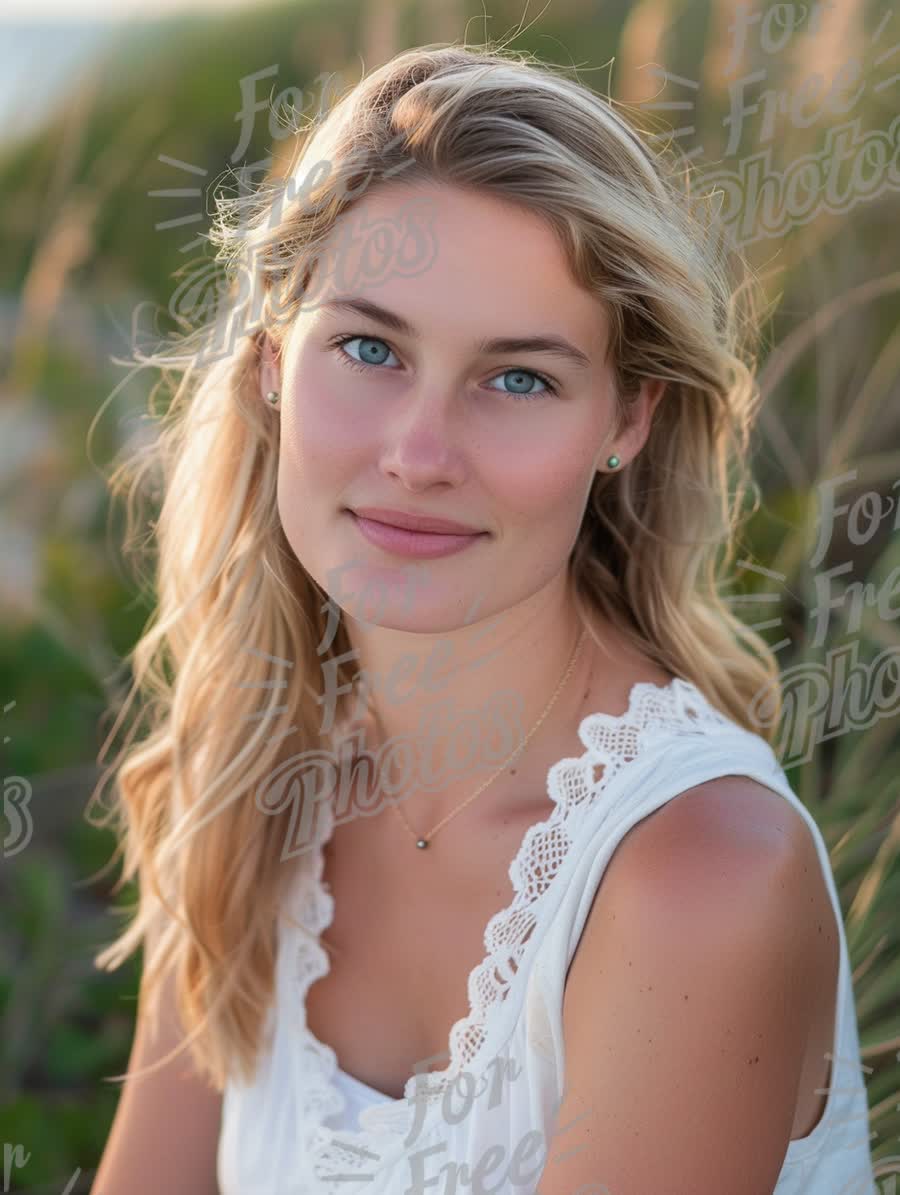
[346,509,488,559]
[348,506,486,535]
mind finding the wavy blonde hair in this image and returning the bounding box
[90,41,781,1090]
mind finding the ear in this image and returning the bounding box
[603,378,666,468]
[258,332,282,403]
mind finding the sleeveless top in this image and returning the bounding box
[216,677,877,1194]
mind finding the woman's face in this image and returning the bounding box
[261,178,663,632]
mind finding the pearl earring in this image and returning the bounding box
[606,454,620,469]
[265,390,280,406]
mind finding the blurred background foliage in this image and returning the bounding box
[1,0,898,1190]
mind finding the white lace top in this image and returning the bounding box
[216,678,877,1194]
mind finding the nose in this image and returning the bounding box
[378,390,468,491]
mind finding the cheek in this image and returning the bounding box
[491,424,598,524]
[280,359,373,477]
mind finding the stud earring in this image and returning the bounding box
[265,390,280,406]
[606,454,620,469]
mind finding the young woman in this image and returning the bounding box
[89,43,875,1195]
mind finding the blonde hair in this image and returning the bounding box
[90,41,781,1090]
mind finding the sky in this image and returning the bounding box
[0,0,261,148]
[1,0,253,17]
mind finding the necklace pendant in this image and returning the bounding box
[415,837,428,849]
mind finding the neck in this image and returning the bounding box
[330,571,604,826]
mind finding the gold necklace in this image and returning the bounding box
[388,627,587,850]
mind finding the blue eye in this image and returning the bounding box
[328,333,559,400]
[484,370,555,399]
[334,335,399,370]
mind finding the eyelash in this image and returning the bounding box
[326,333,560,399]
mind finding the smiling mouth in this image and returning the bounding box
[347,506,486,535]
[345,510,489,558]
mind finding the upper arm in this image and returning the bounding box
[540,779,830,1195]
[89,938,223,1195]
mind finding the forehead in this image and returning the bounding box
[294,179,608,360]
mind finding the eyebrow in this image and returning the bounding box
[319,296,593,370]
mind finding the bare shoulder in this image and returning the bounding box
[611,773,822,878]
[547,775,839,1192]
[596,773,835,954]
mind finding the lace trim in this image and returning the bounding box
[282,676,735,1176]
